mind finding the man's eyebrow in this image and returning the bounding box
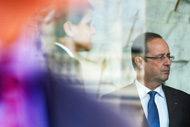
[156,53,170,56]
[167,53,171,55]
[155,53,165,56]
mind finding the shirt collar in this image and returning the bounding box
[54,42,75,58]
[135,80,165,99]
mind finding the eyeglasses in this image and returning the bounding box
[145,55,175,62]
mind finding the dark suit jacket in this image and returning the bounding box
[44,43,84,89]
[43,71,132,127]
[101,82,190,127]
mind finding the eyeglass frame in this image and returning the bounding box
[145,55,175,62]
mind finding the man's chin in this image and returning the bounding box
[78,41,91,50]
[162,76,169,82]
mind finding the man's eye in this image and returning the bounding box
[87,22,91,26]
[159,55,165,59]
[88,20,92,25]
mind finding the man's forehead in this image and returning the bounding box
[147,38,169,54]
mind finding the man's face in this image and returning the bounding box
[72,10,96,51]
[143,38,171,84]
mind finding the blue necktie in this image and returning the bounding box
[148,91,160,127]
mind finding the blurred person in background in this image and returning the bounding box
[0,0,132,127]
[38,0,96,91]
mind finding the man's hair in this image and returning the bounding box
[131,32,162,70]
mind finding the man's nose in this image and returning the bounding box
[90,25,96,35]
[164,57,171,66]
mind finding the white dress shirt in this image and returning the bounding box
[135,80,169,127]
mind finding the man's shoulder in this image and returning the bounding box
[163,85,190,97]
[101,82,138,100]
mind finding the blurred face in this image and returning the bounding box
[71,10,96,50]
[144,38,171,85]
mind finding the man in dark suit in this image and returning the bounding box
[102,32,190,127]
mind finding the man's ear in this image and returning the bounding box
[134,57,144,69]
[63,21,74,37]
